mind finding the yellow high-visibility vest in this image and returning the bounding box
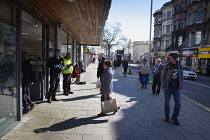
[63,58,73,74]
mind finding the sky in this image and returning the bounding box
[106,0,169,42]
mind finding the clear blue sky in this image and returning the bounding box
[106,0,169,42]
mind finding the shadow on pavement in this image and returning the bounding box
[34,116,107,133]
[61,94,100,102]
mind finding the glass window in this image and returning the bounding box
[188,33,192,46]
[179,19,184,29]
[173,21,177,30]
[189,13,194,25]
[163,13,165,20]
[158,18,161,24]
[195,31,201,45]
[178,36,183,47]
[196,10,203,23]
[166,25,170,34]
[0,0,17,134]
[61,30,68,57]
[167,11,171,19]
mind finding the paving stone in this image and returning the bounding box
[200,133,210,140]
[133,127,153,135]
[147,135,167,140]
[48,113,65,119]
[34,118,54,125]
[182,134,206,140]
[93,127,111,135]
[83,135,102,140]
[74,127,93,134]
[199,125,210,133]
[62,134,82,140]
[182,126,205,133]
[136,120,155,127]
[149,126,171,135]
[164,134,186,140]
[41,133,63,140]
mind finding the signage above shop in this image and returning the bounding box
[198,47,210,58]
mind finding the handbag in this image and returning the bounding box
[101,97,118,114]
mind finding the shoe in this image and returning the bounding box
[172,117,180,125]
[68,91,73,94]
[47,100,52,103]
[145,87,147,89]
[141,87,143,89]
[165,116,170,122]
[97,112,107,117]
[51,98,59,101]
[30,103,36,110]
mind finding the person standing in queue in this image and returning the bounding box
[97,57,105,81]
[139,59,149,89]
[47,49,64,103]
[122,58,129,77]
[152,58,163,95]
[63,53,73,96]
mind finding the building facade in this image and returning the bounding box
[132,41,149,63]
[154,0,210,75]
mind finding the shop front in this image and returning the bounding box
[181,49,198,72]
[198,47,210,75]
[156,51,166,64]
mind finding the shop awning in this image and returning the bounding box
[28,0,111,46]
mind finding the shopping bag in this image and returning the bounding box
[141,76,148,84]
[101,99,118,114]
[96,79,101,88]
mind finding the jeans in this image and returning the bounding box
[63,74,71,92]
[164,87,181,119]
[152,75,161,94]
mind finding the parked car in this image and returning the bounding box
[183,66,197,79]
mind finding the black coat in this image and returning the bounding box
[97,60,104,78]
[47,56,64,76]
[22,60,33,82]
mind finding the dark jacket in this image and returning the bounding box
[97,60,105,78]
[161,62,183,90]
[122,60,128,68]
[153,63,163,76]
[101,67,113,94]
[22,60,33,82]
[47,56,64,76]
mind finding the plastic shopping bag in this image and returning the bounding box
[96,79,101,88]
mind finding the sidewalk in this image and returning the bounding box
[1,63,210,140]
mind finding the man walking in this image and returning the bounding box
[161,53,183,125]
[152,58,163,95]
[63,53,73,96]
[47,49,64,103]
[122,58,128,77]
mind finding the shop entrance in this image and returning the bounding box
[21,11,46,102]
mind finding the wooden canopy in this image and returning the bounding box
[29,0,112,46]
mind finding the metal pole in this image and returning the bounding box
[148,0,153,71]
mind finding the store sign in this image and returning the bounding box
[198,47,210,58]
[200,51,210,54]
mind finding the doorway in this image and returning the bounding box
[21,10,45,102]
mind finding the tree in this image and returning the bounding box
[102,22,127,57]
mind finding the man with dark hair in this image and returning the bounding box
[122,58,128,77]
[161,53,183,125]
[97,57,105,81]
[47,49,64,103]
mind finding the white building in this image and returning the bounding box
[132,41,149,63]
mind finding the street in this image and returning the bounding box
[129,64,210,110]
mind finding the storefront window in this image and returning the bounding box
[61,30,67,57]
[49,26,55,57]
[178,36,183,47]
[0,0,17,135]
[68,35,72,55]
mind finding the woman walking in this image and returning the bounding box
[22,51,36,111]
[97,60,114,116]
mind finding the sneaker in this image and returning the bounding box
[172,117,180,125]
[51,98,59,101]
[165,116,170,122]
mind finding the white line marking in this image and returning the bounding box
[184,80,210,89]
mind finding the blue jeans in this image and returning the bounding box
[164,87,181,119]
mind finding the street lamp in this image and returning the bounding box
[148,0,153,71]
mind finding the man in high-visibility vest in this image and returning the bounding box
[63,53,73,96]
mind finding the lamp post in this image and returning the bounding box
[148,0,153,71]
